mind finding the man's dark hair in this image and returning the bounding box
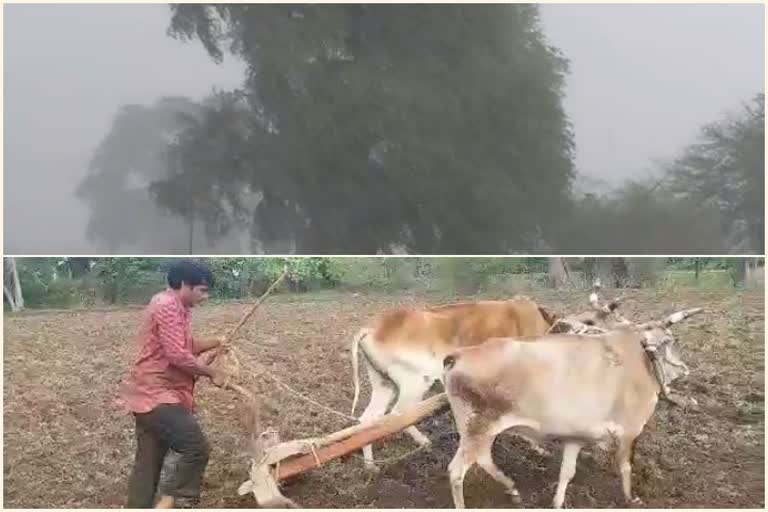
[167,260,214,290]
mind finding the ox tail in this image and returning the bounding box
[350,328,371,417]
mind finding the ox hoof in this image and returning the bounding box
[364,462,381,474]
[629,496,644,507]
[263,497,299,509]
[507,489,523,505]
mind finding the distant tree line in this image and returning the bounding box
[4,257,762,310]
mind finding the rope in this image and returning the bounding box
[355,443,429,466]
[225,345,357,423]
[351,430,455,467]
[258,367,358,422]
[210,266,359,445]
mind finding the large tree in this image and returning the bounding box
[77,96,258,253]
[666,93,764,253]
[148,91,263,252]
[163,4,575,253]
[76,97,203,252]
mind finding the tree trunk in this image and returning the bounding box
[609,258,629,288]
[732,259,747,287]
[744,257,762,287]
[5,258,25,311]
[547,257,570,288]
[582,258,615,288]
[592,258,614,288]
[68,257,93,278]
[626,257,661,288]
[104,279,119,305]
[4,283,18,312]
[188,217,195,254]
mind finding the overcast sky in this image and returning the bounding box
[4,3,764,253]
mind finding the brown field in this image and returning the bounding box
[3,286,764,508]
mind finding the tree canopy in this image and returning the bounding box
[666,93,764,253]
[160,4,575,253]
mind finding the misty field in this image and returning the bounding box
[3,286,764,508]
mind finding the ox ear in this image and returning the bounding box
[238,480,254,496]
[537,305,557,325]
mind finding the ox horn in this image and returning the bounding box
[639,308,704,329]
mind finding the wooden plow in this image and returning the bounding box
[232,388,449,508]
[155,266,448,509]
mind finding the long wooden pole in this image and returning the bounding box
[225,265,290,344]
[272,393,449,481]
[205,265,290,366]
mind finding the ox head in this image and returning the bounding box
[637,308,703,388]
[549,298,703,395]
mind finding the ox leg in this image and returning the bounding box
[553,441,582,508]
[448,438,480,509]
[389,375,433,449]
[358,361,396,472]
[476,435,522,504]
[616,436,642,506]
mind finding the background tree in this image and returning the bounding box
[78,95,263,253]
[666,93,764,253]
[76,97,204,252]
[148,91,261,252]
[554,180,726,254]
[164,4,575,253]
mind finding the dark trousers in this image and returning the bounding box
[126,404,210,508]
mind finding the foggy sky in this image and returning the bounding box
[4,3,764,254]
[4,4,244,253]
[539,3,764,189]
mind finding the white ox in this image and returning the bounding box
[442,307,703,508]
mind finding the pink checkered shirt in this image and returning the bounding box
[117,289,201,413]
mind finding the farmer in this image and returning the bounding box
[117,260,230,508]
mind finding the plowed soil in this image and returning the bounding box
[3,287,764,508]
